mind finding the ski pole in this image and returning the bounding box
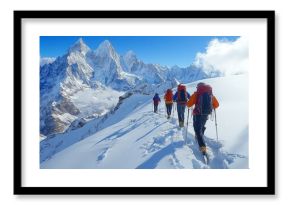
[185,108,190,144]
[214,109,219,142]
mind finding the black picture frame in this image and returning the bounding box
[14,10,275,195]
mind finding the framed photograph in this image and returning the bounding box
[14,10,275,195]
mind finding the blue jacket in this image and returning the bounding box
[173,91,190,104]
[153,94,161,105]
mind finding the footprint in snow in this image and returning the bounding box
[96,147,109,163]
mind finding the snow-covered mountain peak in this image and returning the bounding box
[68,38,90,55]
[100,39,112,47]
[123,50,138,69]
[74,37,84,45]
[124,50,137,58]
[95,40,117,57]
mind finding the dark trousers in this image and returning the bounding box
[177,104,186,122]
[165,103,173,116]
[193,115,208,148]
[154,104,158,113]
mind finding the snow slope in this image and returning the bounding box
[41,74,248,169]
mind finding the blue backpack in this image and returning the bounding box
[196,84,213,115]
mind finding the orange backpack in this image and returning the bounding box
[165,89,173,102]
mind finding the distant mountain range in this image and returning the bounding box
[40,38,220,136]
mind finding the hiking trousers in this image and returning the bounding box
[177,104,186,122]
[154,104,158,113]
[193,114,208,148]
[165,103,173,116]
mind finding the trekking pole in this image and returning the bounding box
[172,103,175,117]
[164,103,167,118]
[214,109,219,142]
[185,108,190,144]
[164,103,166,116]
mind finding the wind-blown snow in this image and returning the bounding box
[41,74,248,169]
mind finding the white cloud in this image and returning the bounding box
[193,37,248,76]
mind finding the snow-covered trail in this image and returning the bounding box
[41,102,219,169]
[41,74,248,169]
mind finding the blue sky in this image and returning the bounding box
[40,36,239,67]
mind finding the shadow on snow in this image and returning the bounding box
[136,141,183,169]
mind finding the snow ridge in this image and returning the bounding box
[41,74,248,169]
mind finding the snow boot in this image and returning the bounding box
[200,146,209,164]
[179,121,184,127]
[200,146,207,155]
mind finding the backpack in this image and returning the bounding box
[196,84,213,115]
[177,85,187,103]
[165,89,173,102]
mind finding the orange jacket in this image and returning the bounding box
[187,92,219,109]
